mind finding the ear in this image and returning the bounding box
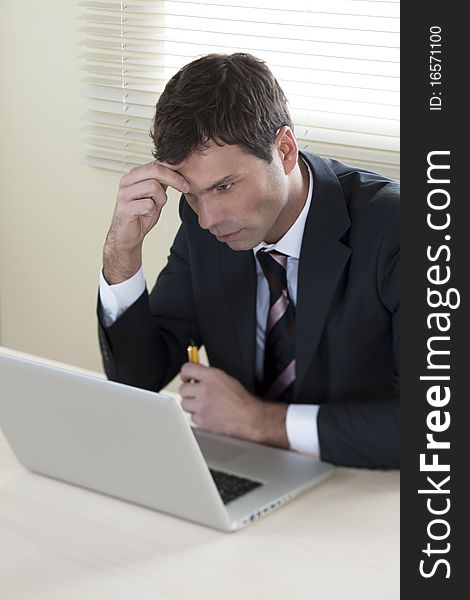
[274,126,298,175]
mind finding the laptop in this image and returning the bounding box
[0,350,334,531]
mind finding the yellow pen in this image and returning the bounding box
[186,340,199,384]
[187,340,199,364]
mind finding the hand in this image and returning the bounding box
[103,160,190,284]
[179,363,289,449]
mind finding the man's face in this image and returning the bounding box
[178,142,290,250]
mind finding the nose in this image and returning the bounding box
[197,199,220,231]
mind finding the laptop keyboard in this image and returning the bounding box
[209,469,263,505]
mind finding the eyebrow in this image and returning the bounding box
[203,174,239,193]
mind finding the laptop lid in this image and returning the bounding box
[0,351,231,530]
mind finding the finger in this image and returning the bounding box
[181,397,197,414]
[124,198,161,218]
[154,159,186,171]
[118,179,167,208]
[128,159,186,174]
[179,382,200,398]
[128,158,185,169]
[180,362,210,382]
[120,162,190,193]
[191,412,205,428]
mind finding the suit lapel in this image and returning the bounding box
[220,244,257,390]
[295,153,352,397]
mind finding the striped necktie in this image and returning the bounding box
[256,250,296,403]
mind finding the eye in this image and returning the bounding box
[216,182,234,192]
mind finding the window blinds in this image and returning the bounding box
[79,0,399,179]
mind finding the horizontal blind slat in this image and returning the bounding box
[78,37,399,62]
[81,110,152,132]
[81,123,152,143]
[78,15,399,48]
[80,0,398,19]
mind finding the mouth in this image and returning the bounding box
[215,228,244,242]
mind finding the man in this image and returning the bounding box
[98,53,399,469]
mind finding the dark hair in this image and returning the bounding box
[149,53,293,164]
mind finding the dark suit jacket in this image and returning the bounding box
[98,151,400,469]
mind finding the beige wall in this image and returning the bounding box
[0,2,181,378]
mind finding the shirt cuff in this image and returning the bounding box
[99,267,146,327]
[285,404,320,457]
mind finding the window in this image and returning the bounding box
[79,0,399,179]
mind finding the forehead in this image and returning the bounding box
[179,142,255,190]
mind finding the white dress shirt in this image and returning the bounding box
[99,157,320,457]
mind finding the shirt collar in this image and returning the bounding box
[253,156,313,260]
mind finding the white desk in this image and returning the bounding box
[0,350,399,599]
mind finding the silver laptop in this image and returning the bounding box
[0,351,333,531]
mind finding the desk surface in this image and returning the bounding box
[0,348,399,599]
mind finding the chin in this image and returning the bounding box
[226,238,256,251]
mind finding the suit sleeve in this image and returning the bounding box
[97,219,202,392]
[317,210,400,469]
